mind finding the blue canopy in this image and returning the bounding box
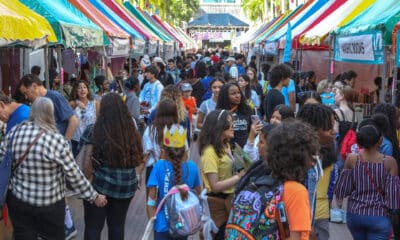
[189,13,248,27]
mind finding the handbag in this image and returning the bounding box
[141,217,155,240]
[0,129,44,208]
[75,144,94,181]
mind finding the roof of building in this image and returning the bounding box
[188,13,249,27]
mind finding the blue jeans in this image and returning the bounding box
[347,212,391,240]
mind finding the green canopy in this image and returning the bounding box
[21,0,107,47]
[333,0,400,45]
[123,2,171,42]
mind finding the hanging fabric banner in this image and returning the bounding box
[334,31,384,64]
[396,31,400,66]
[282,22,292,63]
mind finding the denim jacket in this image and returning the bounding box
[305,159,323,224]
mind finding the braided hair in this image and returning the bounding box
[297,104,338,132]
[163,146,188,200]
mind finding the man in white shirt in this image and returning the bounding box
[225,56,239,81]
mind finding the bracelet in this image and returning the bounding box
[147,199,156,207]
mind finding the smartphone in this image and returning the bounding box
[251,115,260,124]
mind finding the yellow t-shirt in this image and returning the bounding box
[315,165,333,220]
[200,145,234,194]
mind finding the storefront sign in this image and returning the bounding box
[148,41,158,55]
[334,31,383,64]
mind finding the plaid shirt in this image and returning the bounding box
[0,122,98,207]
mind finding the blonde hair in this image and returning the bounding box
[159,85,186,123]
[29,97,57,133]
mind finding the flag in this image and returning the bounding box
[282,22,292,63]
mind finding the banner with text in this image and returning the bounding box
[107,38,130,57]
[334,31,384,64]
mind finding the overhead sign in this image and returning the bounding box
[132,39,146,55]
[334,31,384,64]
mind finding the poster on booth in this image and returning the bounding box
[334,31,384,64]
[264,41,278,55]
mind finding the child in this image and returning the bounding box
[181,83,197,122]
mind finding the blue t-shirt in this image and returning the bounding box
[201,76,213,101]
[380,137,393,156]
[45,90,74,135]
[199,98,216,116]
[147,160,201,232]
[267,79,295,106]
[6,104,30,133]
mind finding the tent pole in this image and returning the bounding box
[328,35,335,82]
[57,46,63,94]
[380,47,387,103]
[299,45,303,74]
[392,57,397,105]
[44,46,50,89]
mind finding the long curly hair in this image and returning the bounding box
[199,110,232,158]
[151,99,179,145]
[92,93,143,168]
[69,80,93,101]
[267,120,320,182]
[159,85,186,123]
[216,83,252,116]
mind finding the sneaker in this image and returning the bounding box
[65,226,77,240]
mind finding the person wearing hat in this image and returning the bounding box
[181,83,197,122]
[225,56,238,82]
[154,57,174,87]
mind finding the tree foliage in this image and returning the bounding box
[147,0,199,24]
[241,0,265,22]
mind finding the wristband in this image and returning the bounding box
[147,199,156,207]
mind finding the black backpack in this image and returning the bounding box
[225,161,288,239]
[337,109,357,147]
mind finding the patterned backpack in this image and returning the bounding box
[225,161,288,240]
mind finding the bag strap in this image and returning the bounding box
[359,154,385,197]
[155,184,190,215]
[12,130,44,172]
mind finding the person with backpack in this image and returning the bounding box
[334,85,357,147]
[334,119,399,240]
[199,110,246,239]
[146,124,201,239]
[226,120,319,239]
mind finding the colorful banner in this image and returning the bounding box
[334,31,384,64]
[397,31,400,66]
[132,38,146,54]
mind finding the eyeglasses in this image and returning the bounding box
[81,109,86,120]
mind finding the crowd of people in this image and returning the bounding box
[0,49,399,240]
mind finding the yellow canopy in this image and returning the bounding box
[337,0,376,27]
[0,0,56,43]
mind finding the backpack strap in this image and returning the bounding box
[339,109,346,121]
[155,184,190,215]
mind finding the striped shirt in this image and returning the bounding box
[0,122,98,207]
[334,157,400,216]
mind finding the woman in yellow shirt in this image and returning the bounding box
[199,110,245,239]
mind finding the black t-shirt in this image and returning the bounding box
[191,80,205,107]
[264,88,284,121]
[231,110,251,147]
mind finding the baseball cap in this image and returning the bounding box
[180,83,192,91]
[224,56,236,62]
[153,57,166,66]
